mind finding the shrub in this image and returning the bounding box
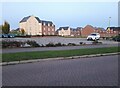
[55,42,62,46]
[67,43,76,46]
[112,35,120,42]
[46,42,56,47]
[26,40,40,47]
[2,40,21,48]
[92,40,102,44]
[80,42,83,45]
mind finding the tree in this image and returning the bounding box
[20,28,25,35]
[2,21,10,34]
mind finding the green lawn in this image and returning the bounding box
[2,47,120,62]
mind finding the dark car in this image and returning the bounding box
[2,34,9,38]
[1,34,15,38]
[112,34,120,42]
[8,34,15,38]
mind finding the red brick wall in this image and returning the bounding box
[42,25,55,35]
[81,25,95,37]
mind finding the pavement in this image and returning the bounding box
[2,55,118,86]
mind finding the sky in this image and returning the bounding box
[1,1,119,30]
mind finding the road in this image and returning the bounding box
[2,55,118,86]
[2,43,119,53]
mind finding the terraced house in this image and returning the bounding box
[19,15,55,36]
[57,27,82,37]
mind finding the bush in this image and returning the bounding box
[80,42,83,45]
[112,35,120,42]
[2,40,21,48]
[67,43,76,46]
[2,40,40,48]
[46,42,56,47]
[55,42,62,46]
[26,40,40,47]
[92,40,102,44]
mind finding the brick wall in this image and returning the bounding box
[42,25,55,35]
[81,25,95,37]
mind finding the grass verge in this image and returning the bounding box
[2,47,120,62]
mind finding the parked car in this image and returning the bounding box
[0,34,2,38]
[87,33,100,41]
[2,34,9,38]
[1,34,15,38]
[112,34,120,42]
[8,34,15,38]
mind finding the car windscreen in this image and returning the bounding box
[90,34,97,36]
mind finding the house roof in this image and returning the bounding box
[76,27,82,29]
[20,16,31,23]
[20,16,54,25]
[107,27,120,31]
[35,17,41,23]
[41,20,53,26]
[59,27,70,30]
[70,28,76,31]
[95,27,105,31]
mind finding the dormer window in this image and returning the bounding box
[48,23,50,26]
[44,22,46,26]
[52,24,54,27]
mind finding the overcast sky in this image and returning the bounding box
[1,1,119,30]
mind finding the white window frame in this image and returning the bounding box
[44,23,46,26]
[48,28,50,31]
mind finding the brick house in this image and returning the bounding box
[71,27,82,37]
[106,27,120,36]
[81,25,120,38]
[19,15,55,36]
[42,20,55,36]
[81,25,95,37]
[95,27,120,38]
[57,27,71,36]
[57,27,82,37]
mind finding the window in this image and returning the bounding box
[44,22,46,26]
[52,28,54,31]
[44,28,46,31]
[48,28,50,31]
[52,24,54,27]
[44,32,46,35]
[52,32,54,35]
[48,32,50,35]
[48,23,50,26]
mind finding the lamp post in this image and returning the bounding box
[108,17,111,37]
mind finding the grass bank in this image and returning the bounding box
[2,47,120,62]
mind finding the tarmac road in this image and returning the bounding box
[2,43,119,53]
[2,55,118,86]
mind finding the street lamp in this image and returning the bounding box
[108,17,111,37]
[108,17,111,29]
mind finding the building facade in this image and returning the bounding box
[81,25,95,37]
[57,27,82,37]
[57,27,71,36]
[19,15,55,36]
[81,25,120,38]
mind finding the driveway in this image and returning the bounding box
[2,55,118,86]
